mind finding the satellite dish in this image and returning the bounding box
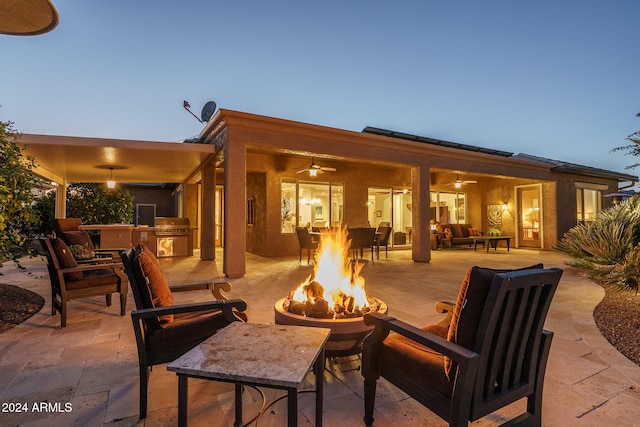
[201,101,217,123]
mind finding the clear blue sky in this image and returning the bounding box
[2,1,639,176]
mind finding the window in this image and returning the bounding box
[281,179,343,233]
[576,188,602,223]
[575,182,606,224]
[281,179,297,233]
[430,191,466,224]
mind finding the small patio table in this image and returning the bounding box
[167,322,330,427]
[472,236,512,252]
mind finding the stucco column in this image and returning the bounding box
[54,180,67,218]
[411,164,431,263]
[223,138,247,278]
[201,160,216,260]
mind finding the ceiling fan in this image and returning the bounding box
[296,158,336,177]
[449,173,477,188]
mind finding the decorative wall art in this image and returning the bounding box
[487,204,503,227]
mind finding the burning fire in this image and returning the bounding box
[285,227,380,319]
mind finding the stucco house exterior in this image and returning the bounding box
[22,109,637,278]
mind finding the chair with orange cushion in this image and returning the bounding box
[41,237,128,328]
[120,243,248,419]
[362,264,562,427]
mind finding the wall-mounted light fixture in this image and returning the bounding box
[501,201,508,210]
[107,167,116,189]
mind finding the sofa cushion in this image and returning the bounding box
[467,228,480,236]
[50,238,83,281]
[133,244,174,326]
[444,263,544,377]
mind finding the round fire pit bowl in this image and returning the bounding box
[274,297,388,358]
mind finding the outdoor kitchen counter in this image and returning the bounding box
[78,224,133,250]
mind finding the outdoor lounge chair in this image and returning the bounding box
[362,265,562,426]
[41,237,128,328]
[120,244,248,419]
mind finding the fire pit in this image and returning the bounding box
[274,228,387,357]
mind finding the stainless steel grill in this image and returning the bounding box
[154,217,190,236]
[154,218,191,257]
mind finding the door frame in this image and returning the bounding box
[515,183,543,249]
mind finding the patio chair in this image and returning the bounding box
[120,244,248,419]
[375,225,392,258]
[348,227,377,262]
[362,265,562,427]
[296,226,319,264]
[41,237,128,328]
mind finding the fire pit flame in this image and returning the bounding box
[285,227,380,319]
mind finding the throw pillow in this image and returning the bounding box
[61,230,96,251]
[449,224,464,238]
[50,238,83,281]
[133,244,174,325]
[444,263,544,377]
[467,228,480,236]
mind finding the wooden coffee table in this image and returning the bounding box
[472,236,512,252]
[167,322,330,427]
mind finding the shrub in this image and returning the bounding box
[559,197,640,293]
[0,121,40,266]
[33,183,135,235]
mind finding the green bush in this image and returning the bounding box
[558,197,640,293]
[66,183,134,225]
[33,183,135,236]
[0,121,40,266]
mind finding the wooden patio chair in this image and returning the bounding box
[41,237,128,328]
[120,244,248,419]
[362,265,562,426]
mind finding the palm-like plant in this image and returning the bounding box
[559,197,640,293]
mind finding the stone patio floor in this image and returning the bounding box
[0,247,639,426]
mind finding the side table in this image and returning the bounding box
[167,322,330,427]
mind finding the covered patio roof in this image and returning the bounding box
[20,134,216,185]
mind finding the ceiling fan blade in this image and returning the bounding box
[320,166,336,172]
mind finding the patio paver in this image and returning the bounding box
[0,248,639,426]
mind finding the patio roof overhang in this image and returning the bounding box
[20,134,216,185]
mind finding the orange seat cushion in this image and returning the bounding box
[132,244,174,325]
[381,324,453,398]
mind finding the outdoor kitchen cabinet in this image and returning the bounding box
[78,224,134,250]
